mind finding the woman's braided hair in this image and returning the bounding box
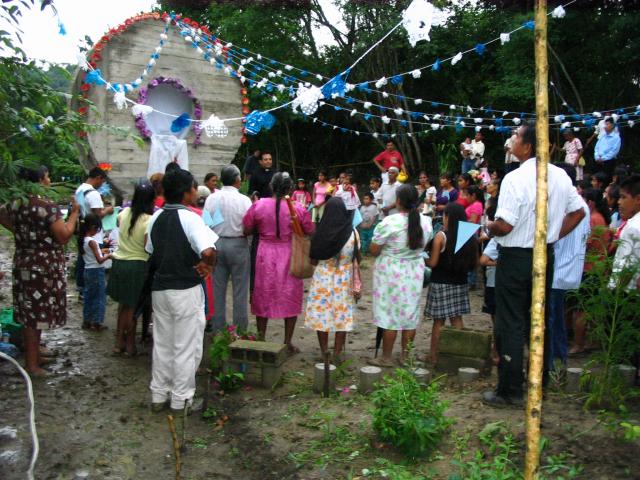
[270,172,294,239]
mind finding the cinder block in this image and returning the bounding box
[439,327,492,359]
[436,353,492,376]
[222,361,283,389]
[229,339,287,366]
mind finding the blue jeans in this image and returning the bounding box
[462,158,475,174]
[83,268,106,325]
[548,288,568,364]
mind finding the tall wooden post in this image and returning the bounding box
[525,1,549,479]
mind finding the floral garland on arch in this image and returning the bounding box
[134,76,203,146]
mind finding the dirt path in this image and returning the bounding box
[1,236,639,479]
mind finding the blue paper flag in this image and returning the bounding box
[352,208,363,228]
[454,221,481,254]
[171,113,191,133]
[202,209,225,227]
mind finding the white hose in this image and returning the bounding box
[0,351,39,480]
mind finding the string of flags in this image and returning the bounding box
[72,1,636,142]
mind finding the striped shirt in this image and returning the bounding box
[494,158,584,248]
[552,200,590,290]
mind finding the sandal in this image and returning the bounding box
[91,324,108,332]
[367,357,395,368]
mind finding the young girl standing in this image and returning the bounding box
[311,170,330,223]
[424,203,478,363]
[80,213,112,331]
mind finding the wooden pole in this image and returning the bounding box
[526,2,549,479]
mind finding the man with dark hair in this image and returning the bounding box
[74,167,114,296]
[249,151,275,199]
[243,148,261,182]
[204,164,252,332]
[483,121,586,408]
[594,118,621,178]
[203,172,218,193]
[145,168,218,414]
[373,141,406,182]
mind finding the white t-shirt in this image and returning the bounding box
[75,183,104,243]
[334,185,361,211]
[504,135,519,164]
[145,206,219,256]
[611,211,640,290]
[380,181,400,217]
[83,235,105,269]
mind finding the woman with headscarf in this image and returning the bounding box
[243,172,314,353]
[304,197,360,363]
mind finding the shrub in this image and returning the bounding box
[371,369,452,458]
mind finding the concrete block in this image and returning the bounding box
[439,327,492,359]
[261,365,283,389]
[436,353,491,376]
[412,368,432,385]
[359,366,382,394]
[229,339,287,366]
[565,367,584,393]
[222,361,283,389]
[458,367,480,384]
[313,363,336,393]
[615,364,636,387]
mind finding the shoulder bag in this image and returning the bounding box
[286,196,315,279]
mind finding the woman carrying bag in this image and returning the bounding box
[304,197,361,364]
[242,172,314,354]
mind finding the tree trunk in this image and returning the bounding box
[526,1,549,479]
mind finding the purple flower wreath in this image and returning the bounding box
[134,76,203,147]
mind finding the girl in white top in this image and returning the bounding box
[80,213,111,330]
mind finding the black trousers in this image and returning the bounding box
[494,246,554,398]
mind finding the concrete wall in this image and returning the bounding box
[72,18,243,198]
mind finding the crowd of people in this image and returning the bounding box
[1,118,638,413]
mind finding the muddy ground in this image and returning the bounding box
[1,234,639,480]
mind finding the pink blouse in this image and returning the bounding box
[465,201,484,223]
[313,181,329,205]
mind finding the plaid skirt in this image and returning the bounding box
[424,282,470,320]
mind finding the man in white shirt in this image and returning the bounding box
[611,174,640,291]
[146,167,218,414]
[548,164,590,366]
[483,121,586,408]
[380,167,401,217]
[203,165,252,332]
[504,129,519,174]
[74,167,114,295]
[470,131,486,169]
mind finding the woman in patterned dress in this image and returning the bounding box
[368,184,433,367]
[304,197,360,363]
[0,166,80,376]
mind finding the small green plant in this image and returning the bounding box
[208,325,257,370]
[598,406,640,442]
[570,243,640,409]
[214,372,244,392]
[202,407,218,419]
[371,369,452,458]
[360,457,432,479]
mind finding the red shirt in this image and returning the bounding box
[374,149,404,170]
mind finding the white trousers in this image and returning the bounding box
[150,285,205,409]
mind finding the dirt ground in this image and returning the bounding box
[1,235,639,480]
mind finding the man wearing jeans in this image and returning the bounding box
[146,168,218,413]
[548,164,590,366]
[594,117,621,179]
[483,121,585,407]
[204,165,252,332]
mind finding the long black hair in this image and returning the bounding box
[583,188,611,225]
[18,165,48,183]
[467,185,484,204]
[77,213,102,251]
[442,202,477,274]
[396,184,423,250]
[270,172,293,239]
[129,181,156,235]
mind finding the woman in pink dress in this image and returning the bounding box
[243,173,314,353]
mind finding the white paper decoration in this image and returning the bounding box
[293,84,324,116]
[512,117,521,125]
[500,33,510,45]
[402,0,446,47]
[113,87,127,110]
[381,116,391,124]
[76,52,90,71]
[203,114,228,138]
[552,6,566,18]
[414,98,423,105]
[350,109,358,117]
[431,123,440,130]
[475,126,482,132]
[393,108,404,116]
[451,52,463,65]
[474,118,482,124]
[375,77,388,88]
[132,103,154,118]
[411,69,422,79]
[364,102,372,110]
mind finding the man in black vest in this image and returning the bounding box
[145,168,218,414]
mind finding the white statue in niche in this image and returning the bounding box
[147,134,189,177]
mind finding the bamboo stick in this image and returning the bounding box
[167,414,182,480]
[525,2,549,479]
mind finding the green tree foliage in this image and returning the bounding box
[0,1,89,202]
